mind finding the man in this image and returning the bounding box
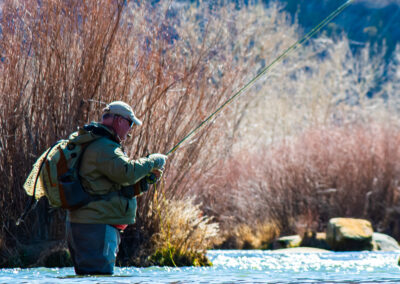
[66,101,167,275]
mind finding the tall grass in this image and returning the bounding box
[152,197,219,253]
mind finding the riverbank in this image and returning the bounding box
[3,217,399,269]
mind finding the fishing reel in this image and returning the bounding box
[146,173,158,184]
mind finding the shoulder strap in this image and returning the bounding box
[74,128,116,202]
[83,124,119,143]
[75,124,117,172]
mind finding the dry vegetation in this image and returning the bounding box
[196,35,400,245]
[0,0,291,266]
[0,0,399,267]
[145,197,219,266]
[205,123,400,239]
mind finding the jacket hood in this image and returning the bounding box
[68,122,119,145]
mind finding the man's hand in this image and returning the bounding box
[148,153,167,169]
[146,169,163,184]
[151,168,163,179]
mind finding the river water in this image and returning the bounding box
[1,250,400,283]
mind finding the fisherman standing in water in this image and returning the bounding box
[66,101,167,275]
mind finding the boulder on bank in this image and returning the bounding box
[300,231,331,250]
[269,235,302,249]
[373,232,400,251]
[326,218,374,251]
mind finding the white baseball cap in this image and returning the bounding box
[103,101,142,126]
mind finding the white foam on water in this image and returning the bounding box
[2,250,400,283]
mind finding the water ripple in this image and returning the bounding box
[1,250,400,283]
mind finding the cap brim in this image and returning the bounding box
[132,116,142,126]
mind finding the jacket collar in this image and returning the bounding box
[84,122,120,144]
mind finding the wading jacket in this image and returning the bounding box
[67,122,155,225]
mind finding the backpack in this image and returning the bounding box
[23,138,99,211]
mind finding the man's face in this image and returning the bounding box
[114,115,133,141]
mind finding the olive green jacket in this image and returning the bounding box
[67,122,155,224]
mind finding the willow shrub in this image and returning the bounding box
[0,1,303,266]
[0,0,230,265]
[199,122,400,246]
[216,123,400,238]
[196,35,400,244]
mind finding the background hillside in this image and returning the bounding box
[278,0,399,59]
[201,0,399,59]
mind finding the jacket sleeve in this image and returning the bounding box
[95,143,155,185]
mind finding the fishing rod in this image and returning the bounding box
[165,0,354,157]
[16,1,353,226]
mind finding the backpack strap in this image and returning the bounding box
[83,124,119,144]
[69,126,121,209]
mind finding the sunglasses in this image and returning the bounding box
[115,115,134,127]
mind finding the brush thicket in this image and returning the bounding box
[0,1,293,266]
[196,37,400,244]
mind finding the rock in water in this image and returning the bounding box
[326,218,373,251]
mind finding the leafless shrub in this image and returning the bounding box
[195,23,400,242]
[203,123,400,239]
[0,0,299,264]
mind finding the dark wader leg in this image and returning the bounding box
[67,222,120,275]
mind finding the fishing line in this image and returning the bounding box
[165,0,354,156]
